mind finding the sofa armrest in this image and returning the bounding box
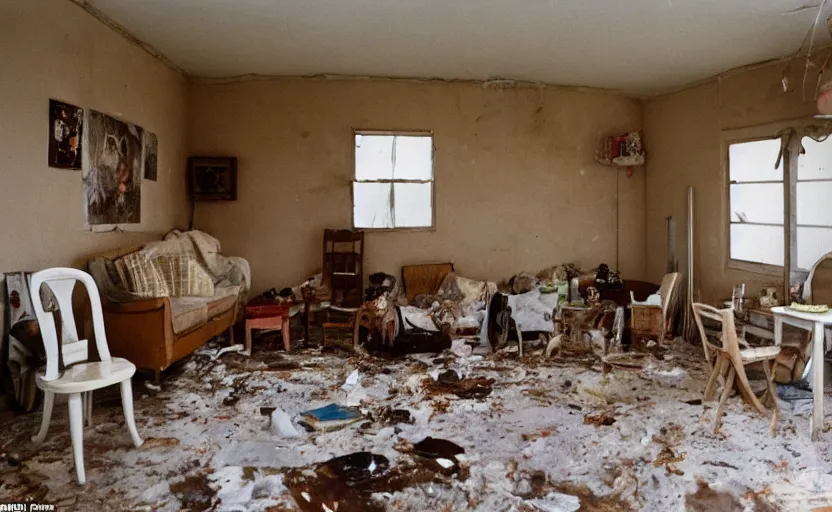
[101,297,173,371]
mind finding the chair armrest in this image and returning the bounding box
[102,297,169,313]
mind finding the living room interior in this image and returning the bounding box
[2,0,832,510]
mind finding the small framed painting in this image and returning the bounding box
[48,99,84,169]
[188,156,237,201]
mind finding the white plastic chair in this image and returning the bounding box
[30,268,143,484]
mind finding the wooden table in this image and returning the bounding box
[771,306,831,440]
[245,300,292,355]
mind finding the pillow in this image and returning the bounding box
[114,252,170,298]
[153,254,215,297]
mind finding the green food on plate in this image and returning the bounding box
[789,302,830,313]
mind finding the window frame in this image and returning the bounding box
[723,118,832,289]
[723,126,788,277]
[351,129,435,231]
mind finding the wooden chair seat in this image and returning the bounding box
[739,345,781,364]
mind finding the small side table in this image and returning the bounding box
[245,300,292,355]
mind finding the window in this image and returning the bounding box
[353,131,434,229]
[796,136,832,269]
[727,124,832,275]
[728,139,784,266]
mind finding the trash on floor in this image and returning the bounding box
[299,403,362,432]
[270,408,302,438]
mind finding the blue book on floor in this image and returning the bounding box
[300,404,361,431]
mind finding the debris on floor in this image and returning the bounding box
[270,408,302,438]
[299,403,362,432]
[427,369,495,399]
[583,411,617,427]
[0,336,829,510]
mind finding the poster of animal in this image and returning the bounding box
[83,110,143,225]
[48,99,83,169]
[143,131,158,181]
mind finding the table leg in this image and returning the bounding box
[245,320,253,356]
[812,321,825,440]
[774,316,783,346]
[281,315,291,352]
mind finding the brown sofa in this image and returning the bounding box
[88,240,247,382]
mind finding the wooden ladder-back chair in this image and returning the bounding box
[692,302,781,435]
[321,229,364,347]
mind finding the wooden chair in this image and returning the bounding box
[320,229,364,348]
[630,272,681,342]
[692,302,780,435]
[30,268,143,484]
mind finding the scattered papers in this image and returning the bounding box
[270,409,302,438]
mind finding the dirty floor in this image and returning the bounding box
[1,336,831,511]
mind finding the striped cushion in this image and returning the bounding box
[154,254,215,297]
[114,252,170,298]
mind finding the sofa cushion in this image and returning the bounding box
[169,298,209,335]
[154,254,215,298]
[114,252,170,298]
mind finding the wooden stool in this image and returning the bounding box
[245,300,292,355]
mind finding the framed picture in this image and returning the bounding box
[48,99,83,169]
[188,157,237,201]
[83,110,143,225]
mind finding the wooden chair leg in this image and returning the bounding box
[704,356,725,401]
[353,313,362,351]
[763,360,779,437]
[714,366,736,433]
[734,360,766,414]
[68,393,85,484]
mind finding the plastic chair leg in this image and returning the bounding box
[32,391,54,443]
[120,379,143,448]
[68,393,85,484]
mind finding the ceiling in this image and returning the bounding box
[83,0,831,94]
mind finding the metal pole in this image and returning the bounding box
[683,187,695,340]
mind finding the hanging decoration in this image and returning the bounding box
[595,131,645,177]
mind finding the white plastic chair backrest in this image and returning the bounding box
[30,268,112,381]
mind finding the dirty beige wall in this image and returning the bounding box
[189,78,644,294]
[0,0,189,273]
[643,59,817,304]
